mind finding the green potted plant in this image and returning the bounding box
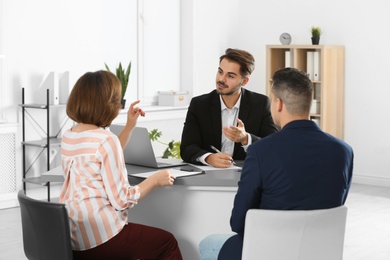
[311,26,322,45]
[105,62,131,108]
[149,129,181,159]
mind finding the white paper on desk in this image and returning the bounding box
[191,164,241,172]
[129,168,203,179]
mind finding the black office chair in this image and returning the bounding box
[17,190,73,260]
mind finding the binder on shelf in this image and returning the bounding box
[45,71,59,105]
[306,51,314,80]
[59,71,70,104]
[285,51,291,68]
[53,72,59,105]
[313,51,320,81]
[310,99,320,114]
[314,83,321,100]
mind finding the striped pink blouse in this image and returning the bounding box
[59,128,140,250]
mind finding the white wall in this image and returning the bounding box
[186,0,390,186]
[0,0,137,199]
[1,0,389,189]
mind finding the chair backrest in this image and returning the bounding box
[242,206,348,260]
[17,190,73,260]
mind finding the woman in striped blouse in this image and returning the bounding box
[59,70,183,259]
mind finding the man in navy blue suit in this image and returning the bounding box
[180,48,278,168]
[199,67,354,259]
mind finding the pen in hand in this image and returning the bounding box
[210,145,221,153]
[210,145,236,165]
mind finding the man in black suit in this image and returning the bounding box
[180,48,278,168]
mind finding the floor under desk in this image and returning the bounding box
[0,183,389,260]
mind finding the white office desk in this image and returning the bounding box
[42,164,241,259]
[127,164,240,260]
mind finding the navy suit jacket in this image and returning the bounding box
[180,88,278,164]
[230,120,354,236]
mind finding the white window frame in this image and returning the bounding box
[0,0,5,122]
[135,0,180,106]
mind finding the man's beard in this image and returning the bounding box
[216,81,241,96]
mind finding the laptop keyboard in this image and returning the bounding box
[157,162,173,167]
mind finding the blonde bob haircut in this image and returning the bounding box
[66,70,122,128]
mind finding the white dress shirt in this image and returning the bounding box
[198,94,252,165]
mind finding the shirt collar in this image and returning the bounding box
[219,94,242,111]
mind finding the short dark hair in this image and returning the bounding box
[66,70,122,128]
[219,48,255,78]
[272,67,313,115]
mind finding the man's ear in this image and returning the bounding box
[277,98,283,112]
[241,77,249,86]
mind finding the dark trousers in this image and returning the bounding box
[73,222,183,260]
[218,234,243,260]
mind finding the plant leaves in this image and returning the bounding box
[104,63,111,72]
[149,129,162,141]
[148,129,181,159]
[162,148,170,159]
[169,141,181,159]
[104,62,131,99]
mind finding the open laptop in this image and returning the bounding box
[109,124,188,168]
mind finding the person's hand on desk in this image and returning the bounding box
[149,169,176,187]
[205,153,234,168]
[223,118,249,145]
[137,170,176,200]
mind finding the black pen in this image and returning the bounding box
[210,145,236,165]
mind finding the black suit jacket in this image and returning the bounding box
[180,88,278,164]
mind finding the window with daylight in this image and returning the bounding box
[110,0,180,105]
